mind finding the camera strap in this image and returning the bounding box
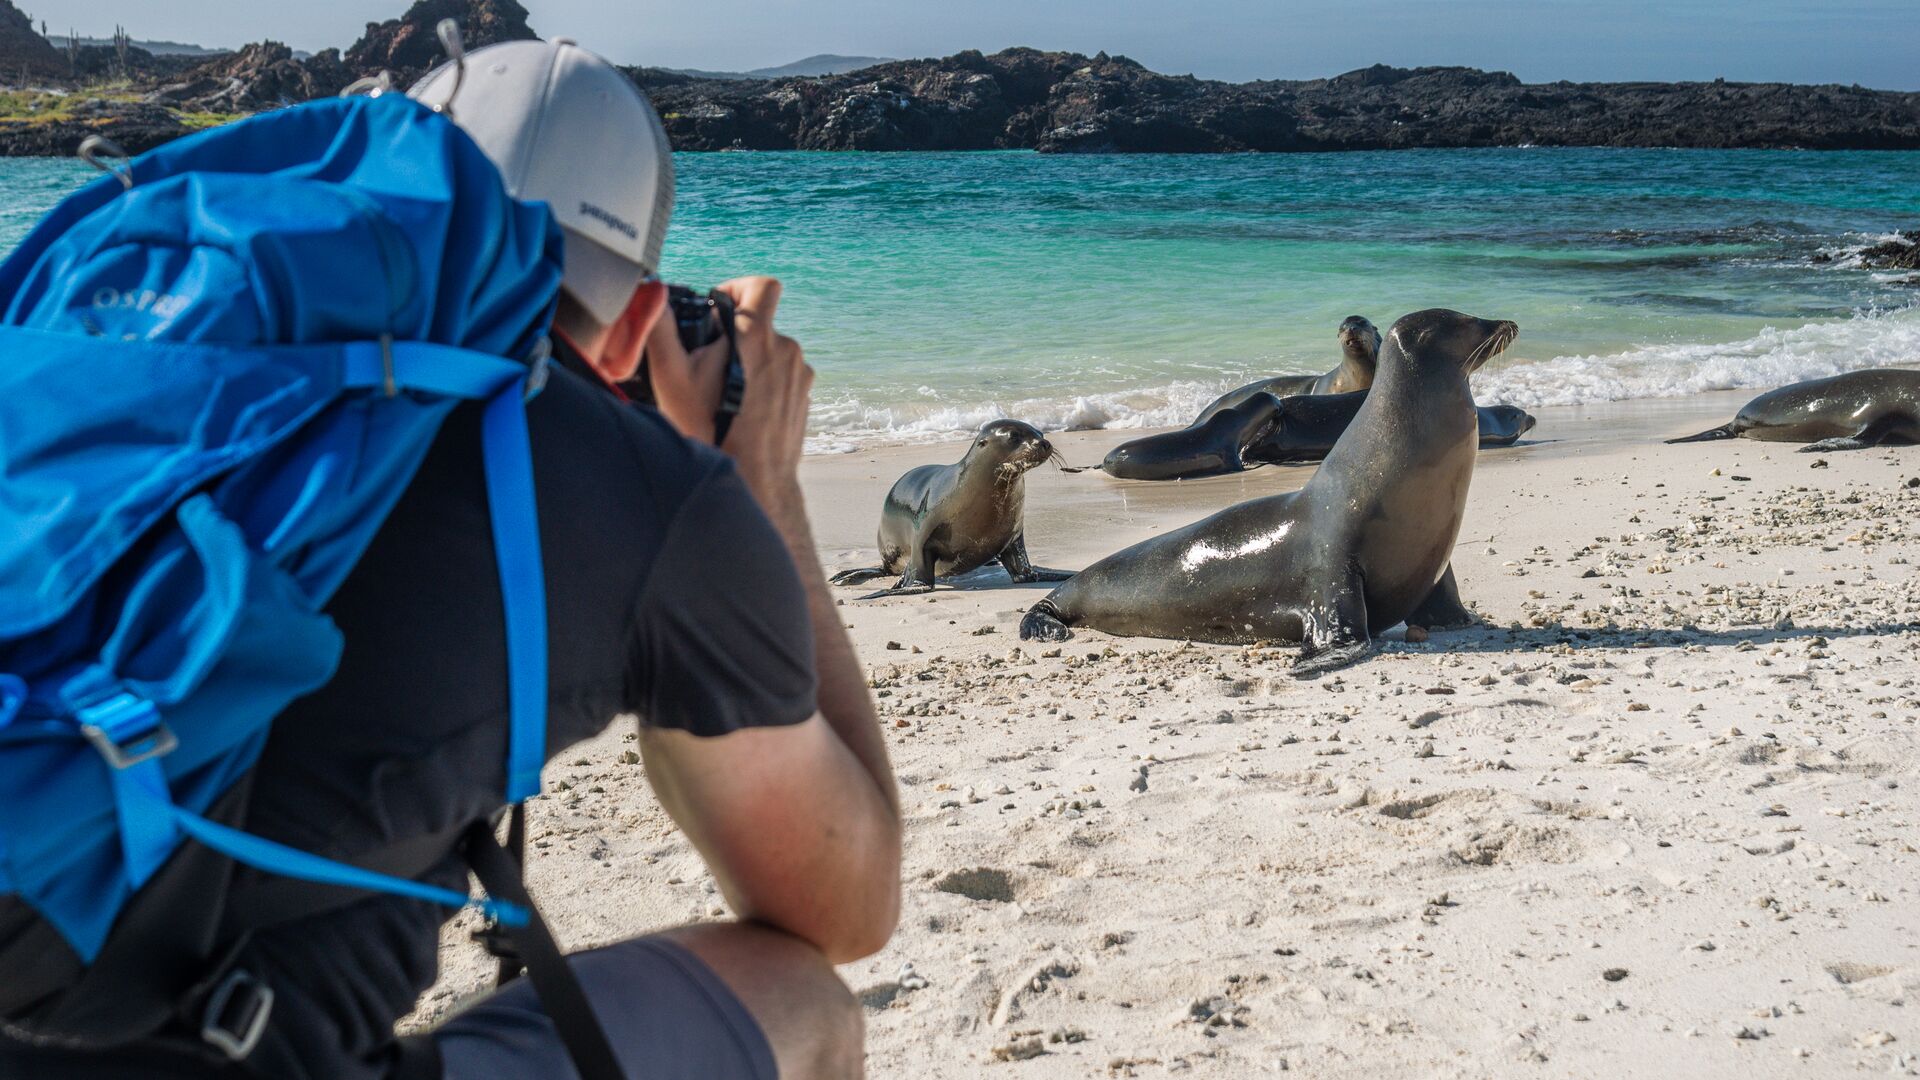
[709,292,746,446]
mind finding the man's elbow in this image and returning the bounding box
[821,825,902,963]
[832,873,901,963]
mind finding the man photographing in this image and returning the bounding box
[2,36,898,1080]
[405,37,905,1079]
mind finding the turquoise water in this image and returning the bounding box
[8,150,1919,448]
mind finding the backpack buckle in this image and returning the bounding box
[472,917,523,967]
[380,333,398,398]
[75,691,176,770]
[201,968,275,1061]
[524,337,551,401]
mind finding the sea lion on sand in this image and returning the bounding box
[1101,394,1537,479]
[1023,309,1519,675]
[1192,315,1381,424]
[1668,369,1920,451]
[1100,392,1289,481]
[1469,404,1537,449]
[831,419,1073,599]
[1245,397,1536,466]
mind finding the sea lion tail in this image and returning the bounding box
[1019,599,1074,642]
[1666,423,1736,444]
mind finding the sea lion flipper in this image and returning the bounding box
[1019,599,1074,642]
[857,580,935,600]
[830,566,890,586]
[1798,436,1871,453]
[999,535,1077,584]
[1666,423,1737,444]
[1799,415,1901,452]
[1406,565,1478,631]
[1294,638,1376,678]
[1293,584,1372,679]
[856,560,936,600]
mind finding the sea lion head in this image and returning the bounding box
[1337,315,1382,369]
[1382,309,1518,378]
[973,419,1057,474]
[1484,404,1537,436]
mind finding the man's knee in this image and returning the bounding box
[810,965,864,1077]
[657,922,866,1078]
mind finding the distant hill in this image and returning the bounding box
[45,34,229,57]
[1,0,69,82]
[747,54,892,78]
[663,53,895,81]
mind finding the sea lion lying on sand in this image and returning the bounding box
[1101,393,1536,480]
[831,419,1073,599]
[1668,369,1920,451]
[1023,309,1518,675]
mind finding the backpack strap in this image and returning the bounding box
[462,821,626,1080]
[342,335,552,802]
[338,334,549,801]
[471,805,530,987]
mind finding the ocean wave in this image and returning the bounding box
[803,307,1920,452]
[1472,306,1920,408]
[803,380,1233,453]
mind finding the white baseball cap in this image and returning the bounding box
[411,38,674,326]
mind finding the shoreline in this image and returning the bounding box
[793,307,1920,457]
[424,389,1920,1076]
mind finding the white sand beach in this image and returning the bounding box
[423,391,1920,1077]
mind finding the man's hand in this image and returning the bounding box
[644,276,813,506]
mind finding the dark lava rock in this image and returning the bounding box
[0,99,187,156]
[345,0,538,88]
[154,42,351,113]
[1856,231,1920,271]
[642,49,1920,153]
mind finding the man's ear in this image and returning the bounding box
[597,280,668,383]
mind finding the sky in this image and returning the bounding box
[36,1,1920,91]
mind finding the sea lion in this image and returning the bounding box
[1191,315,1380,424]
[831,419,1073,599]
[1668,369,1920,451]
[1100,392,1288,481]
[1022,309,1519,675]
[1472,404,1537,448]
[1101,394,1537,479]
[1245,397,1535,466]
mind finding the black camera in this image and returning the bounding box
[627,285,746,445]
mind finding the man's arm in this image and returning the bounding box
[640,277,901,962]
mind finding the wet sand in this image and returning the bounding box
[423,390,1920,1077]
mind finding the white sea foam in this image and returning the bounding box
[803,378,1235,453]
[803,307,1920,452]
[1471,306,1920,409]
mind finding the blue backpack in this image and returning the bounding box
[0,94,622,1073]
